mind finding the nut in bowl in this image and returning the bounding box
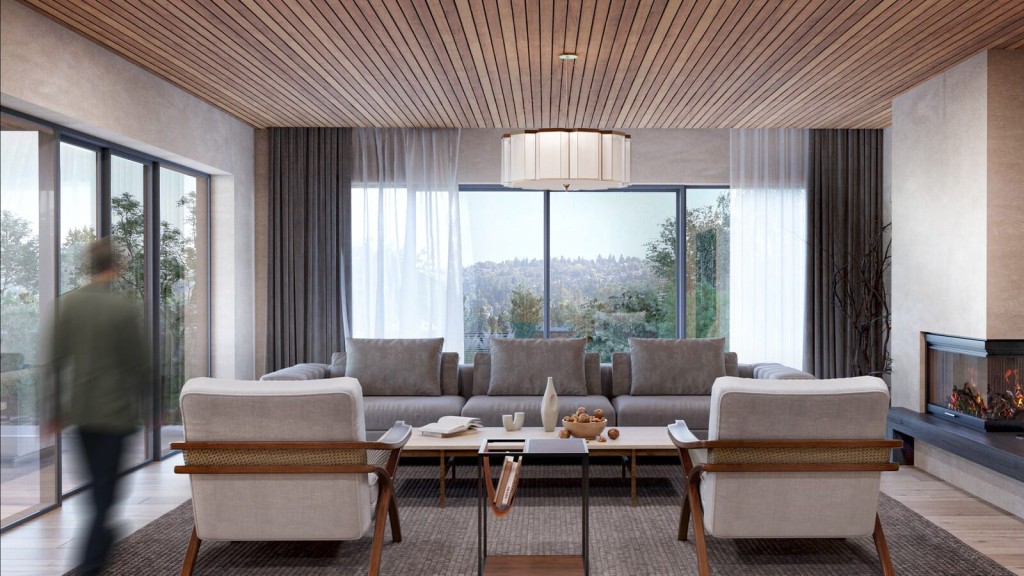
[561,417,607,439]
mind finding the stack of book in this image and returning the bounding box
[493,455,522,507]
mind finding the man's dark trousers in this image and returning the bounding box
[78,429,127,576]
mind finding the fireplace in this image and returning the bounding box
[925,334,1024,432]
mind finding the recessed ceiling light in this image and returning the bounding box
[559,53,578,61]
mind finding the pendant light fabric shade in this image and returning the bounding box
[501,129,630,190]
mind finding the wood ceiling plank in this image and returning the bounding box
[651,0,751,128]
[806,3,1024,128]
[709,0,864,128]
[744,0,957,127]
[768,0,982,127]
[411,0,482,126]
[16,0,1024,128]
[203,0,353,125]
[361,1,461,127]
[585,0,640,128]
[611,0,687,127]
[635,0,728,127]
[682,0,792,128]
[557,0,583,128]
[428,0,489,127]
[451,0,504,126]
[496,0,528,127]
[597,0,662,128]
[257,0,399,127]
[731,0,918,127]
[288,0,416,127]
[479,0,518,127]
[342,1,449,127]
[570,0,614,127]
[29,0,277,126]
[562,0,599,127]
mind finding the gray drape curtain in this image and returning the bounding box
[804,129,885,379]
[267,128,352,372]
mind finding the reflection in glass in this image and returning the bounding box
[58,142,99,494]
[158,168,207,454]
[110,156,151,470]
[685,189,730,344]
[1,115,58,527]
[550,191,677,361]
[459,191,544,358]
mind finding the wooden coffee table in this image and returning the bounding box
[403,426,676,507]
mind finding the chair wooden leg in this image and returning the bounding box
[369,482,393,576]
[387,491,402,542]
[180,526,201,576]
[873,513,895,576]
[687,472,710,576]
[679,491,691,541]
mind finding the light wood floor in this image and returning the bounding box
[1,458,1021,575]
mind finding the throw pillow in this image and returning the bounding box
[344,338,443,396]
[629,337,726,395]
[487,338,588,396]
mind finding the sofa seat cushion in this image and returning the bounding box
[362,395,465,432]
[612,394,712,430]
[462,395,614,428]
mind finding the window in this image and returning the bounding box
[458,186,730,361]
[0,109,211,529]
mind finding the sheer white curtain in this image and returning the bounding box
[351,128,464,355]
[728,129,808,369]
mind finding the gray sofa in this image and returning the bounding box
[262,337,813,436]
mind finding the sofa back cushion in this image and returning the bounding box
[628,337,726,395]
[611,349,738,397]
[341,338,444,396]
[475,338,591,396]
[330,348,460,396]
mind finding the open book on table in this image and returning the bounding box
[420,416,482,437]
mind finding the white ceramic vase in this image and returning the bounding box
[541,376,559,432]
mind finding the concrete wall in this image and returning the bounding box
[0,0,256,378]
[891,52,989,411]
[457,128,729,185]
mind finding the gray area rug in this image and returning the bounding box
[66,462,1012,575]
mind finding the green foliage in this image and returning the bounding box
[0,210,39,296]
[509,283,542,338]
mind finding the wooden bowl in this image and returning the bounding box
[562,418,607,439]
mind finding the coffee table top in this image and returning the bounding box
[404,426,675,452]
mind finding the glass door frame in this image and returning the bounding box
[0,106,212,532]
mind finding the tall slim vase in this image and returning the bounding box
[541,377,558,432]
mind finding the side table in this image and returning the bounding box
[477,438,590,576]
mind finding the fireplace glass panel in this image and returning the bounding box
[925,334,1024,431]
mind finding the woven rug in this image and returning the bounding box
[65,462,1013,575]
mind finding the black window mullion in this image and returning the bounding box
[543,189,551,338]
[677,187,687,339]
[146,162,161,462]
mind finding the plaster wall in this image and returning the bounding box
[0,0,256,378]
[891,52,989,411]
[986,50,1024,339]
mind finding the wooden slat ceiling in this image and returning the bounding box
[18,0,1024,129]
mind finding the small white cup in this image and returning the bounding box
[502,414,516,431]
[513,412,525,429]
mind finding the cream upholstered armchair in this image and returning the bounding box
[172,377,411,576]
[668,376,902,576]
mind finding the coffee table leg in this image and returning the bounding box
[630,449,638,507]
[439,452,447,508]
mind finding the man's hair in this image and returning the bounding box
[88,238,118,275]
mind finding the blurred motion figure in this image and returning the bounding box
[50,238,149,576]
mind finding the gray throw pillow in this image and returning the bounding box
[488,338,588,396]
[629,337,726,395]
[344,338,443,396]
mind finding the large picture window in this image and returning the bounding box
[458,186,731,361]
